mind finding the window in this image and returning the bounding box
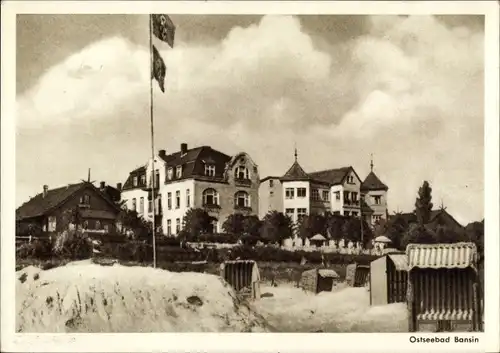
[48,216,57,232]
[185,189,191,208]
[344,191,350,205]
[79,194,90,205]
[285,208,294,219]
[133,176,138,187]
[203,188,219,206]
[351,211,358,217]
[132,198,137,211]
[176,218,181,233]
[83,220,89,229]
[335,191,340,200]
[167,167,173,180]
[373,215,382,223]
[333,211,340,215]
[285,188,295,199]
[234,191,250,208]
[322,190,330,201]
[297,208,307,222]
[175,190,180,209]
[140,197,144,213]
[205,164,216,177]
[345,211,350,216]
[374,195,382,205]
[297,188,307,198]
[311,189,320,201]
[157,194,162,215]
[96,220,101,229]
[167,192,172,210]
[270,191,274,196]
[176,166,182,179]
[103,224,109,233]
[269,180,274,187]
[140,174,146,185]
[352,192,359,204]
[347,175,354,184]
[235,166,249,180]
[155,169,160,187]
[167,220,171,236]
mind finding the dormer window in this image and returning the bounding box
[205,164,215,177]
[176,165,182,179]
[140,174,146,185]
[167,167,173,180]
[235,166,250,180]
[133,176,138,187]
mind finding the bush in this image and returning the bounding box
[53,230,93,260]
[16,239,53,260]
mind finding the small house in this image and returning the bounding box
[16,181,122,237]
[220,260,261,300]
[346,263,370,287]
[369,252,408,305]
[406,242,482,332]
[300,268,340,294]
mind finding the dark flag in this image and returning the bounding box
[151,14,176,48]
[151,45,166,92]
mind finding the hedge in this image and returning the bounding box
[17,237,380,266]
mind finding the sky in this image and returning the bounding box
[16,14,485,225]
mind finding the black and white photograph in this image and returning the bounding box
[1,1,499,352]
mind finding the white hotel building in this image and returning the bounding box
[258,151,389,227]
[120,143,260,236]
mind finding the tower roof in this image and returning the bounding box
[361,171,388,191]
[280,161,311,181]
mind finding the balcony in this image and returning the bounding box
[343,199,360,207]
[234,205,252,212]
[234,178,252,187]
[203,203,221,211]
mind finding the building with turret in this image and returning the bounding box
[258,151,389,228]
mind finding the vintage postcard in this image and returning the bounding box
[1,1,499,352]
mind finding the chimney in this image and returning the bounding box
[181,143,188,155]
[100,181,105,190]
[43,185,49,198]
[159,149,166,158]
[116,182,122,191]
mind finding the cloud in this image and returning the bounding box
[16,15,484,224]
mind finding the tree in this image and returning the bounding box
[222,213,246,235]
[326,214,344,241]
[465,219,484,265]
[415,181,433,225]
[341,217,373,245]
[401,223,437,249]
[375,214,411,250]
[297,214,328,240]
[242,215,262,237]
[119,209,151,240]
[181,208,216,239]
[261,211,294,244]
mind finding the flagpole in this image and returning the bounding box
[149,14,157,269]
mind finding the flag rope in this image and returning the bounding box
[149,14,157,269]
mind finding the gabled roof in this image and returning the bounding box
[16,182,120,221]
[308,166,355,185]
[280,161,310,181]
[361,171,388,191]
[390,209,463,228]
